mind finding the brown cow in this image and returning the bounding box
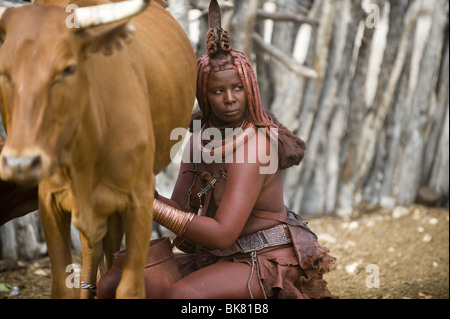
[0,0,196,298]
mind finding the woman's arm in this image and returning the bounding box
[181,132,273,250]
[155,132,273,250]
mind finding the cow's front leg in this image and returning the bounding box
[79,234,103,299]
[79,213,123,299]
[39,188,74,298]
[115,196,152,299]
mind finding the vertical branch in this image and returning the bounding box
[167,0,190,34]
[396,0,448,205]
[229,0,259,56]
[297,0,352,215]
[338,9,376,212]
[355,0,421,187]
[287,0,334,213]
[428,26,449,205]
[325,0,365,213]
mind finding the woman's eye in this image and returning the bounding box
[234,86,244,91]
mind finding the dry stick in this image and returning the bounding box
[256,9,319,26]
[252,33,318,79]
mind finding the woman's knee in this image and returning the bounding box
[163,262,264,299]
[164,280,204,299]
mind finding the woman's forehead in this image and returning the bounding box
[207,69,241,85]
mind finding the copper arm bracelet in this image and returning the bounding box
[153,199,195,238]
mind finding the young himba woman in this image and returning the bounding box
[99,0,336,299]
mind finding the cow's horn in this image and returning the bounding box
[0,8,5,20]
[74,0,151,29]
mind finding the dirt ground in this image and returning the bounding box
[0,204,448,299]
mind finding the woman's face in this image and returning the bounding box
[206,69,247,126]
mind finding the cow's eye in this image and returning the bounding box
[0,69,10,82]
[0,30,5,47]
[62,65,77,77]
[54,64,77,82]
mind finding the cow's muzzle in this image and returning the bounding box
[0,148,51,185]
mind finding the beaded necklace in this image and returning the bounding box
[195,122,256,159]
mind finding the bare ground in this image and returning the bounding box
[309,204,449,299]
[0,204,448,299]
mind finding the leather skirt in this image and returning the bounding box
[174,224,337,299]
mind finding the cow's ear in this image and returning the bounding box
[77,21,136,58]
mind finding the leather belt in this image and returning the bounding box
[207,224,292,257]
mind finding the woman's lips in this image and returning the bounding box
[224,109,240,116]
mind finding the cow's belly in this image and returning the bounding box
[91,182,130,216]
[47,175,130,217]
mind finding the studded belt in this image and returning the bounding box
[207,224,292,257]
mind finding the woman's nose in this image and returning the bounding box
[224,90,236,104]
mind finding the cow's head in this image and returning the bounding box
[0,0,150,185]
